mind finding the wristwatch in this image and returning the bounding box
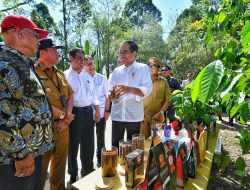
[160,110,164,114]
[59,111,66,119]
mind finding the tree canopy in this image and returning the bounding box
[122,0,162,28]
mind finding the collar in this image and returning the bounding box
[123,60,136,73]
[37,61,57,72]
[1,44,30,62]
[69,65,83,74]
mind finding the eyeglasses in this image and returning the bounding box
[21,28,39,39]
[147,64,160,69]
[161,69,170,72]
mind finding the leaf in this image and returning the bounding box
[241,22,250,48]
[218,11,226,24]
[214,153,222,168]
[221,92,232,104]
[220,73,243,98]
[205,25,213,43]
[236,129,250,154]
[235,157,246,171]
[234,170,247,177]
[199,60,224,103]
[75,41,80,48]
[241,22,250,37]
[85,40,90,55]
[219,155,230,172]
[240,103,250,124]
[230,103,242,118]
[191,68,205,103]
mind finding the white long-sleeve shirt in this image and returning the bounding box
[64,66,99,107]
[108,61,152,122]
[92,72,109,118]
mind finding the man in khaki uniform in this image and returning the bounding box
[35,38,74,190]
[140,57,172,138]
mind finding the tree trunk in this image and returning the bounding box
[62,0,68,71]
[97,29,101,73]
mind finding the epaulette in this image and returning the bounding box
[158,76,168,82]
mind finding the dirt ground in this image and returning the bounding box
[208,118,250,190]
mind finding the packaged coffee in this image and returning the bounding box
[125,149,144,188]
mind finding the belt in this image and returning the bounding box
[73,106,92,110]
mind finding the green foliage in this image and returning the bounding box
[214,153,230,172]
[166,5,227,81]
[192,0,250,124]
[193,60,224,103]
[30,3,57,33]
[84,40,90,55]
[123,15,167,63]
[122,0,162,28]
[172,60,224,125]
[1,0,33,14]
[235,157,248,177]
[235,129,250,154]
[89,0,128,76]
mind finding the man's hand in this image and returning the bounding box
[15,155,35,177]
[152,112,162,122]
[57,112,74,133]
[104,111,109,122]
[64,112,74,124]
[57,120,69,132]
[114,85,129,98]
[95,111,101,123]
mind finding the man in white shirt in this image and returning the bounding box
[86,57,110,167]
[108,40,152,149]
[64,48,100,184]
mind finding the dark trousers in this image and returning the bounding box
[166,103,177,123]
[0,156,42,190]
[96,117,106,165]
[68,106,95,181]
[112,121,141,149]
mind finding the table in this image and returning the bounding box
[72,122,221,190]
[72,139,151,190]
[184,121,221,190]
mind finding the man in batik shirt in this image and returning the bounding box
[0,15,54,190]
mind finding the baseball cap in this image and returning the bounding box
[38,38,64,51]
[0,15,49,39]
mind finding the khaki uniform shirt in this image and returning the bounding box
[143,76,172,119]
[35,62,73,119]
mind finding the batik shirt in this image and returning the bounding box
[0,44,54,165]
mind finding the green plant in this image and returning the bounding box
[235,156,248,177]
[214,153,230,173]
[235,129,250,154]
[173,0,250,177]
[172,60,224,126]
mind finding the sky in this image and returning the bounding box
[153,0,192,39]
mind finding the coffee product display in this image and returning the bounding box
[119,139,133,165]
[101,147,118,177]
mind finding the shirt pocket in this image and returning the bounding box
[60,79,70,99]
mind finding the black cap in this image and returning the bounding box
[161,65,171,71]
[38,38,64,51]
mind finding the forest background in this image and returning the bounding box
[0,0,210,81]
